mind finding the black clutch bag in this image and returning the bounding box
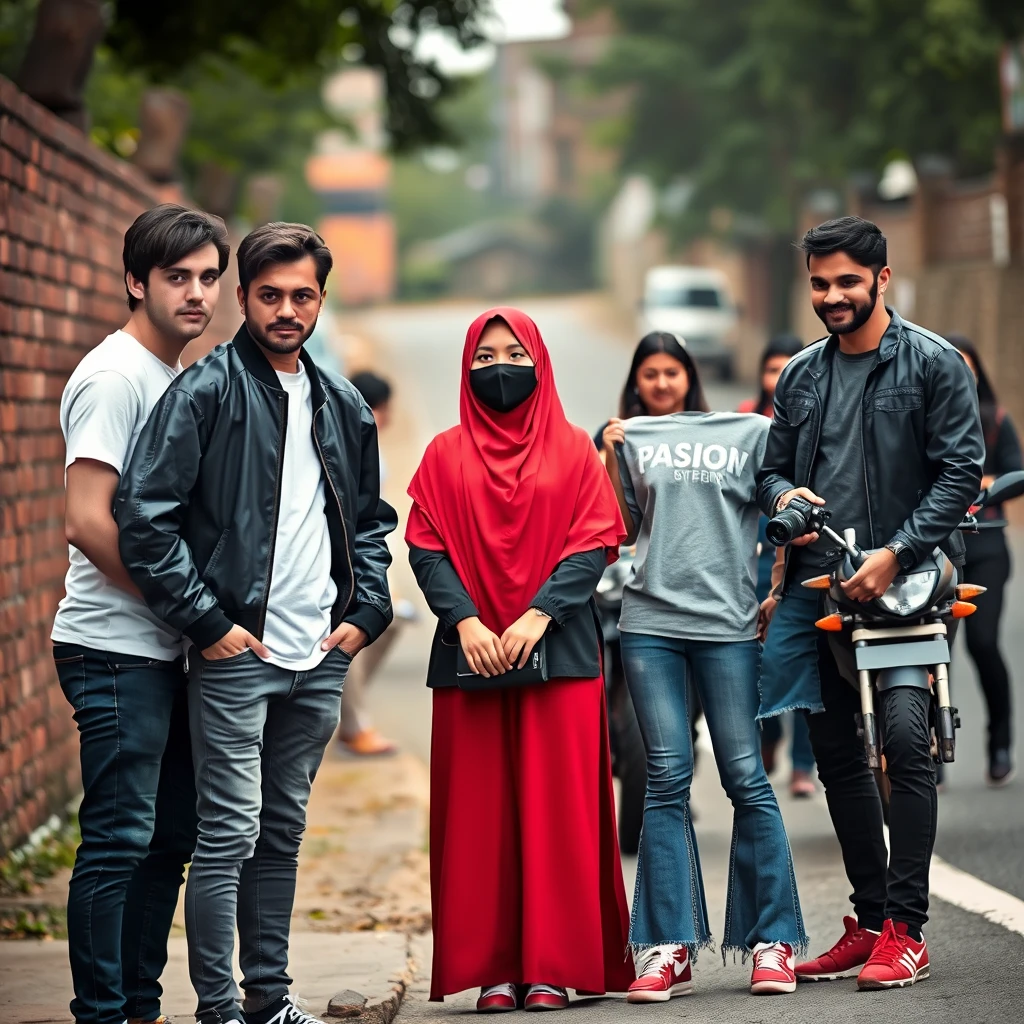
[456,637,549,690]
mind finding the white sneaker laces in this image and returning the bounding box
[527,984,567,998]
[636,944,684,977]
[265,996,325,1024]
[753,942,789,972]
[481,983,517,1001]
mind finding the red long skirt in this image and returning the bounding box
[429,676,634,1000]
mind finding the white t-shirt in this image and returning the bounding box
[260,364,338,670]
[51,330,182,659]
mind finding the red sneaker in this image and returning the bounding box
[795,916,880,981]
[524,985,568,1011]
[626,945,694,1003]
[857,920,929,990]
[750,942,796,994]
[477,983,517,1013]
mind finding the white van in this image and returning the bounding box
[638,266,739,379]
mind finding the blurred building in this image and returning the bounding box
[493,0,622,203]
[307,69,396,305]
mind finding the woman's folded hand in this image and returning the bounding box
[456,616,513,677]
[500,610,551,669]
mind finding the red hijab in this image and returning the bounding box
[406,307,625,634]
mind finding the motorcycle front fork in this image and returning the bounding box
[857,661,960,767]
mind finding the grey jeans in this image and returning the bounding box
[185,646,349,1023]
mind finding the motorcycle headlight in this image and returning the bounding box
[877,570,938,616]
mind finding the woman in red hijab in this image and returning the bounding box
[407,308,634,1011]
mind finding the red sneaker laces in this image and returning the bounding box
[865,923,905,966]
[755,944,789,973]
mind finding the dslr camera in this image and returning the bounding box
[765,495,830,547]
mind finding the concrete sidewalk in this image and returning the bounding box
[0,750,432,1024]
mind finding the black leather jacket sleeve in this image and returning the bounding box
[343,404,399,641]
[530,548,609,626]
[756,375,801,518]
[117,387,233,649]
[887,347,984,564]
[408,545,479,634]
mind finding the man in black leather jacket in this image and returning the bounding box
[756,217,984,991]
[117,222,397,1024]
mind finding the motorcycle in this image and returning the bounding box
[596,547,647,855]
[766,471,1024,811]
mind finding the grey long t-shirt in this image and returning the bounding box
[617,412,770,641]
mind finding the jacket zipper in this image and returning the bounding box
[258,392,288,638]
[313,401,355,615]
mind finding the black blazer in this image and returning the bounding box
[408,545,608,687]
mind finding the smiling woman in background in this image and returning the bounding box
[407,308,634,1011]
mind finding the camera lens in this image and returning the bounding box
[766,505,809,546]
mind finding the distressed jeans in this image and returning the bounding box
[53,644,196,1024]
[619,634,806,957]
[185,647,348,1024]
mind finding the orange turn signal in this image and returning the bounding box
[955,584,987,600]
[801,575,833,590]
[951,601,977,619]
[815,613,844,632]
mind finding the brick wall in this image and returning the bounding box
[0,76,160,854]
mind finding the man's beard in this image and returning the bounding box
[815,275,878,335]
[247,314,317,354]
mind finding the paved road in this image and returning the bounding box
[350,295,1024,1023]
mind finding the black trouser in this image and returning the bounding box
[807,634,937,932]
[962,532,1012,756]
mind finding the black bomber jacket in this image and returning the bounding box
[756,310,984,581]
[116,324,398,650]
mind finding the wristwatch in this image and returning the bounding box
[884,540,916,572]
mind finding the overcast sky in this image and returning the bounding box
[416,0,571,75]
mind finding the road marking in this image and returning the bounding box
[929,855,1024,937]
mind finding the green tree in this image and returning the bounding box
[588,0,1009,237]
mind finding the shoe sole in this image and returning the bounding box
[477,1004,517,1014]
[857,966,930,990]
[796,967,863,982]
[524,1001,569,1011]
[751,979,797,995]
[626,982,694,1003]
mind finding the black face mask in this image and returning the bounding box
[470,364,538,413]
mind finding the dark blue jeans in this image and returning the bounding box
[619,634,806,958]
[53,644,197,1024]
[185,647,348,1024]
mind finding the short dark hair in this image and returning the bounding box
[236,222,333,294]
[123,204,230,311]
[798,216,887,274]
[350,371,392,410]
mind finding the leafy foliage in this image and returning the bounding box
[106,0,491,153]
[587,0,1010,235]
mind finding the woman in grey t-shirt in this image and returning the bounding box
[604,346,807,1002]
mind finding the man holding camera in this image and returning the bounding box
[757,217,983,990]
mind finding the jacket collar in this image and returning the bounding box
[230,322,328,409]
[808,305,903,381]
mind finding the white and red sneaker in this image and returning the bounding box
[857,919,929,990]
[477,983,517,1013]
[750,942,796,994]
[626,945,694,1003]
[795,916,880,981]
[523,985,568,1011]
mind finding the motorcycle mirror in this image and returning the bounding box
[979,470,1024,508]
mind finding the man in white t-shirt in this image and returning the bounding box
[50,204,229,1024]
[116,223,396,1024]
